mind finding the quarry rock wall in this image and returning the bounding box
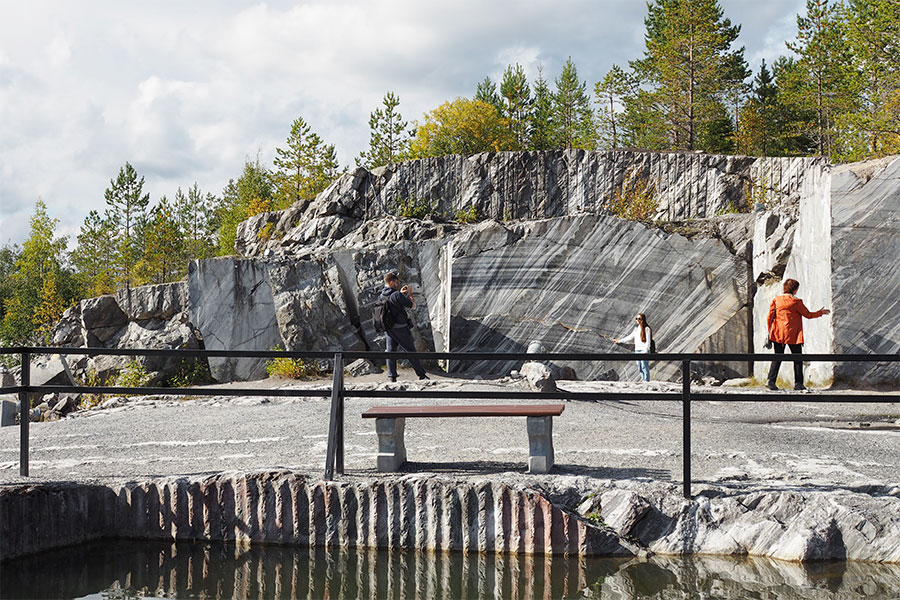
[39,150,900,387]
[3,473,898,564]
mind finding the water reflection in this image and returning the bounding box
[1,540,898,599]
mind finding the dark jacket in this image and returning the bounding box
[380,286,412,327]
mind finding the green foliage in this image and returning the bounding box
[744,169,784,210]
[116,360,151,389]
[397,196,436,219]
[553,57,596,149]
[166,359,212,388]
[78,366,107,410]
[257,222,276,241]
[358,92,412,168]
[608,168,659,221]
[585,512,605,527]
[216,156,275,256]
[104,162,150,289]
[273,116,340,208]
[73,210,117,297]
[835,0,900,160]
[595,65,633,148]
[136,196,182,286]
[0,200,75,346]
[266,348,323,379]
[410,98,514,158]
[500,64,532,150]
[474,76,504,113]
[174,184,217,263]
[454,205,481,224]
[629,0,749,152]
[78,360,151,409]
[529,67,557,150]
[782,0,859,158]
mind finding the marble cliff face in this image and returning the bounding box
[197,150,828,383]
[49,150,900,386]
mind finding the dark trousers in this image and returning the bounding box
[767,342,803,387]
[385,324,426,378]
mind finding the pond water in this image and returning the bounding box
[1,539,898,599]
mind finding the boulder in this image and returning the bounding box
[344,359,382,377]
[0,397,16,427]
[81,295,129,345]
[520,361,557,393]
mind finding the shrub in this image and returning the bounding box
[454,205,481,224]
[256,222,275,241]
[608,167,659,221]
[167,359,212,388]
[266,348,323,379]
[397,196,436,219]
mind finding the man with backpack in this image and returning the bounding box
[378,272,429,382]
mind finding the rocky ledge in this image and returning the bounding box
[2,472,897,563]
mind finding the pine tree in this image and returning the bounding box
[273,116,340,208]
[137,196,183,285]
[357,92,411,168]
[104,162,150,290]
[553,57,595,149]
[631,0,749,151]
[175,184,216,264]
[529,67,557,150]
[783,0,858,158]
[73,210,117,297]
[475,76,504,113]
[840,0,900,159]
[595,65,633,148]
[499,64,532,150]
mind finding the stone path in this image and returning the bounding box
[1,373,898,492]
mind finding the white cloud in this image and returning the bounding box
[0,0,805,248]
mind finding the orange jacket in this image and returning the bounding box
[767,294,824,345]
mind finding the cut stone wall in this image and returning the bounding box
[3,473,898,564]
[0,473,629,561]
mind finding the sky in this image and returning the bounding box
[0,0,805,249]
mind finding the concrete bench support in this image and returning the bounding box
[526,415,554,474]
[365,405,564,474]
[375,417,407,471]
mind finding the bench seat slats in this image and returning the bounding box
[362,404,565,418]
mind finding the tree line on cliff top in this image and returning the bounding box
[1,0,898,350]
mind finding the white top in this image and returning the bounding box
[619,326,652,353]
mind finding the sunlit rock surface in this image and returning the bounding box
[447,215,749,380]
[831,157,900,385]
[3,473,898,565]
[40,150,900,387]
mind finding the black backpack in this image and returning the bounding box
[373,295,397,332]
[650,338,657,354]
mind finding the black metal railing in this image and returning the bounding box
[0,347,897,499]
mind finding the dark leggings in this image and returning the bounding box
[385,325,426,378]
[767,342,803,387]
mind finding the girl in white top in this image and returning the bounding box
[614,313,653,382]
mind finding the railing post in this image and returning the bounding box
[336,354,345,475]
[324,352,343,480]
[682,359,691,499]
[19,351,30,477]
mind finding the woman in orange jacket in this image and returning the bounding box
[766,278,830,390]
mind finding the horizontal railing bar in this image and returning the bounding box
[6,384,894,404]
[0,346,897,363]
[11,385,331,398]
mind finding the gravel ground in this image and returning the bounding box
[1,369,898,491]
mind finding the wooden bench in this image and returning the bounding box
[361,404,565,474]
